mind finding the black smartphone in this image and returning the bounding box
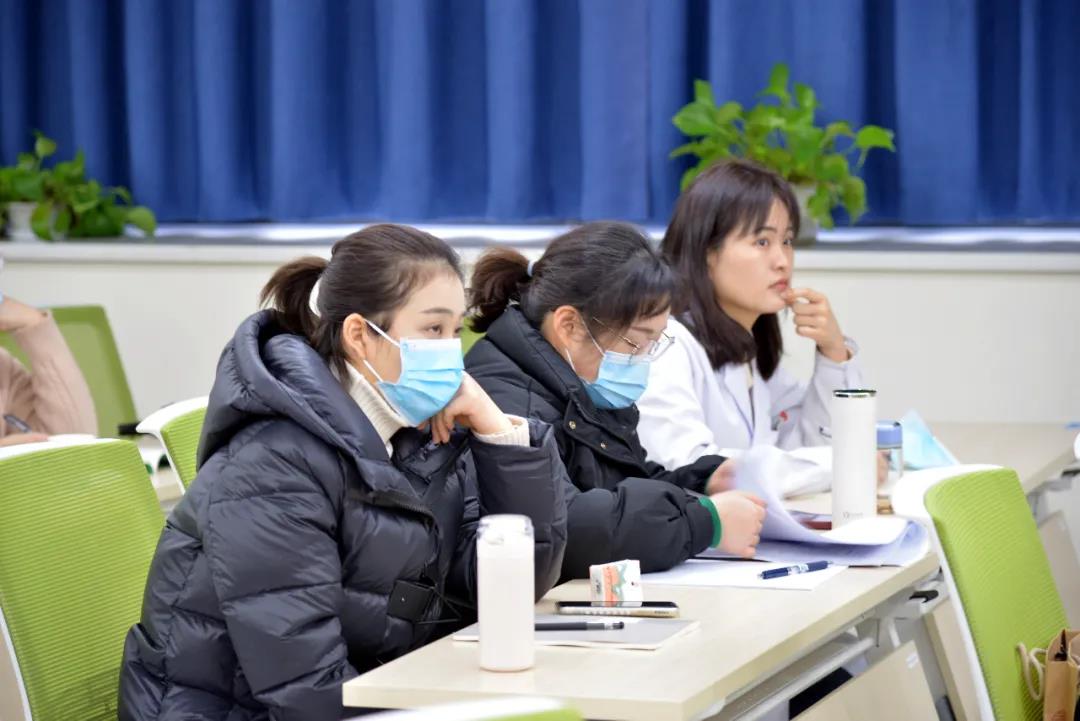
[554,601,679,618]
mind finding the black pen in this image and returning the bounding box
[3,414,32,433]
[535,621,625,631]
[760,561,830,579]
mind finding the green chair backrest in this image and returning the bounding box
[0,440,163,721]
[925,468,1068,721]
[462,323,484,355]
[0,305,137,438]
[157,405,207,489]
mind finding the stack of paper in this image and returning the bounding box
[717,446,930,567]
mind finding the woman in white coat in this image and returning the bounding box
[637,159,863,471]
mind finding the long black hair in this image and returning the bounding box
[663,159,799,379]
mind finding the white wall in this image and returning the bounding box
[3,242,1079,426]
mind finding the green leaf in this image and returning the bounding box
[715,101,743,124]
[788,127,825,169]
[806,185,835,228]
[34,133,57,159]
[855,125,896,167]
[762,63,791,104]
[12,173,45,201]
[854,125,896,152]
[54,206,72,236]
[73,197,100,214]
[112,186,133,204]
[745,104,787,133]
[794,83,817,112]
[30,203,53,239]
[670,141,707,159]
[126,206,157,236]
[824,121,854,142]
[17,153,37,170]
[672,103,719,136]
[53,150,86,183]
[765,147,795,179]
[693,79,714,106]
[840,176,867,222]
[70,206,123,238]
[819,153,850,182]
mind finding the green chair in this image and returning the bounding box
[136,396,209,490]
[0,305,138,439]
[0,439,163,721]
[353,697,582,721]
[924,468,1068,721]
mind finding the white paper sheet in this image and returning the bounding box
[720,446,930,566]
[642,559,847,590]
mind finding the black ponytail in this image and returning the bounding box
[468,221,673,336]
[260,224,463,377]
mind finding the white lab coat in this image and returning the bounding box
[637,318,864,469]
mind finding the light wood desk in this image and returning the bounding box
[341,424,1077,719]
[787,421,1078,516]
[932,422,1077,494]
[342,554,938,721]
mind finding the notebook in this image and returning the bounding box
[452,614,698,651]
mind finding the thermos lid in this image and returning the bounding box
[877,420,903,447]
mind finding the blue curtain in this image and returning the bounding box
[2,0,1078,225]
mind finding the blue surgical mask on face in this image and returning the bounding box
[362,321,464,426]
[566,328,652,410]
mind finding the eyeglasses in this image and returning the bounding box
[589,317,675,360]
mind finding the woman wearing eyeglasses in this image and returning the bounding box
[466,222,766,580]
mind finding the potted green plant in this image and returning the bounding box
[670,63,896,243]
[1,132,156,241]
[0,132,54,241]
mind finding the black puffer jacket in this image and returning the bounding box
[466,307,724,580]
[119,311,567,721]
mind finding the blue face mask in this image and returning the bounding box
[362,321,464,426]
[566,329,652,410]
[900,409,960,469]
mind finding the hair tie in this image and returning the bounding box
[526,259,536,278]
[308,278,322,318]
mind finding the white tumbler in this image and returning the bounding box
[831,389,878,527]
[477,514,534,672]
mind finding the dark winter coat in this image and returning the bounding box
[466,307,723,580]
[118,311,567,721]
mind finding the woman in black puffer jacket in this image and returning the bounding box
[466,222,766,581]
[118,225,568,721]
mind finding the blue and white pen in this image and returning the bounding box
[760,561,830,580]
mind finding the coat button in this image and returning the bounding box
[568,421,577,430]
[600,442,607,449]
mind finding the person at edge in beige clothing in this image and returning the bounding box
[0,294,96,447]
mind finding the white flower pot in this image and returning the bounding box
[792,184,818,245]
[5,202,40,242]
